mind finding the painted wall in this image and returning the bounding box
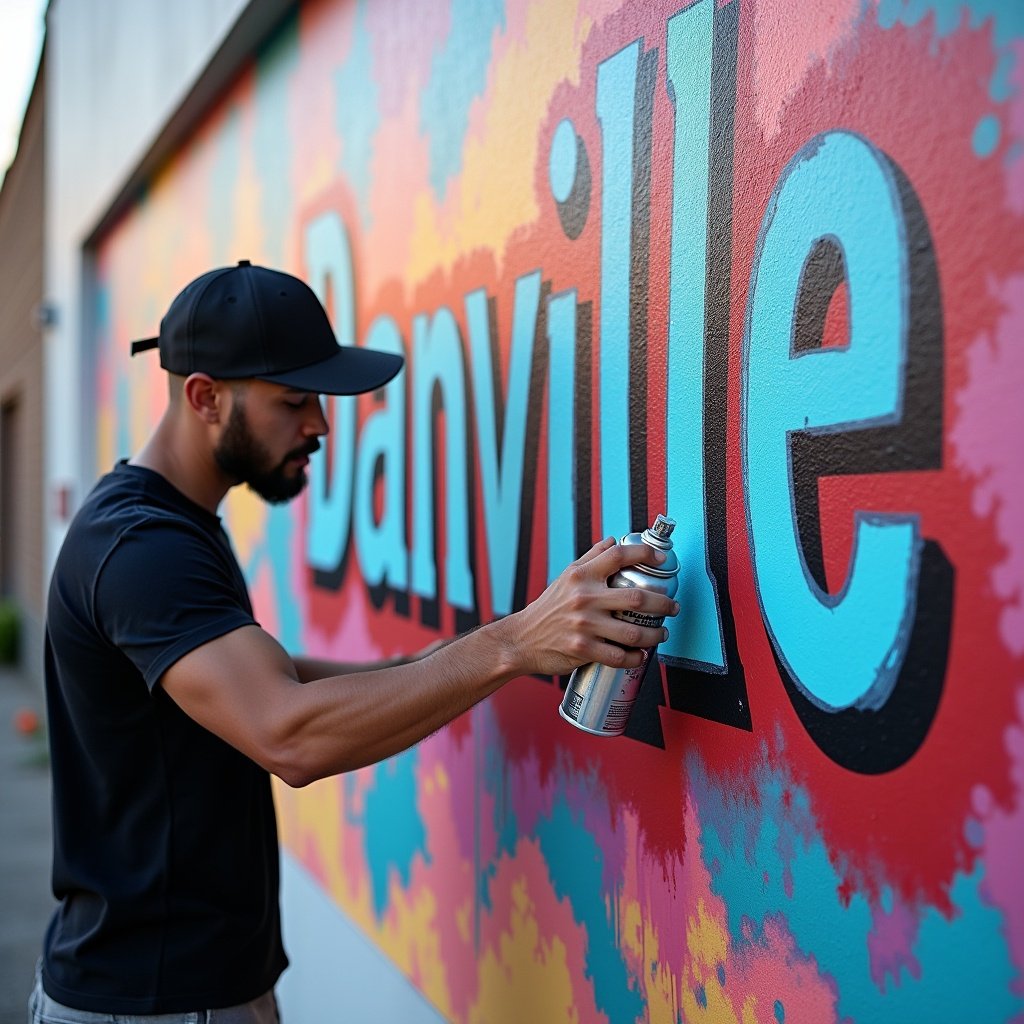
[90,0,1024,1020]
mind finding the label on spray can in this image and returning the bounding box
[599,650,651,732]
[613,609,665,629]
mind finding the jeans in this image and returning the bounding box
[28,969,280,1024]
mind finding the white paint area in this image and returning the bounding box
[278,851,447,1023]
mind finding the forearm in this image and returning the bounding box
[291,651,413,683]
[164,538,677,788]
[276,618,519,783]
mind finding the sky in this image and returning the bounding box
[0,0,48,189]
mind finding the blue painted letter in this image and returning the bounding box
[410,308,474,611]
[596,40,639,538]
[547,289,577,583]
[305,211,356,575]
[355,315,407,590]
[742,131,921,712]
[465,271,542,617]
[661,0,726,671]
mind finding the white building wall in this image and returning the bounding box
[43,0,260,571]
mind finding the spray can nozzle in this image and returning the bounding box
[642,514,676,548]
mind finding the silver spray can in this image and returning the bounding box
[559,514,679,736]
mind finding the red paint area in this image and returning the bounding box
[724,6,1024,910]
[292,0,1022,921]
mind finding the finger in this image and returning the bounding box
[588,540,666,578]
[593,587,679,619]
[570,536,617,568]
[587,639,649,671]
[600,619,668,651]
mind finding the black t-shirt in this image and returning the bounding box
[42,461,287,1013]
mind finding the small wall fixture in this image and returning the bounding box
[32,301,58,330]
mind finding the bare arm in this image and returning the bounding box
[160,538,678,786]
[290,651,425,684]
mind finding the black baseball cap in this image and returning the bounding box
[130,260,404,395]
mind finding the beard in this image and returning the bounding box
[214,397,318,504]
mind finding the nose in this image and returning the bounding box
[306,396,329,438]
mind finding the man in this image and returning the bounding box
[32,260,679,1022]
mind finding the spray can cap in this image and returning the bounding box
[647,514,675,543]
[621,514,679,576]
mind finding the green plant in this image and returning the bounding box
[0,599,20,664]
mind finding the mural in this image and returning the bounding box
[93,0,1024,1020]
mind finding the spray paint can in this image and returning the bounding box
[559,514,679,736]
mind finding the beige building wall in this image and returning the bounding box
[0,53,46,683]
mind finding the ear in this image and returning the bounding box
[182,373,227,424]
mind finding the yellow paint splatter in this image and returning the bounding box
[377,883,453,1018]
[406,0,590,283]
[688,896,730,973]
[222,485,268,564]
[468,877,581,1024]
[742,995,760,1024]
[618,896,681,1024]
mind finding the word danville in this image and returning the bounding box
[304,0,931,722]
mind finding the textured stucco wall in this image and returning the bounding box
[88,1,1024,1020]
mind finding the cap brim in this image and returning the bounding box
[130,336,160,356]
[257,346,405,396]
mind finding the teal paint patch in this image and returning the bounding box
[254,9,300,263]
[343,772,361,827]
[877,0,1024,46]
[990,48,1016,101]
[115,366,131,461]
[774,999,785,1023]
[874,866,1024,1021]
[419,0,506,199]
[973,114,1001,157]
[692,753,1024,1021]
[536,795,644,1024]
[334,0,380,224]
[364,750,429,919]
[876,1,1023,121]
[94,283,112,428]
[485,726,519,864]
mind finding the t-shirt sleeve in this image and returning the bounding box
[93,518,258,691]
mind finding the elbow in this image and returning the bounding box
[273,761,318,789]
[266,743,321,789]
[254,710,367,785]
[260,728,321,789]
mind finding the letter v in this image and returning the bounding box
[465,271,543,617]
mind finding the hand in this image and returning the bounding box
[500,537,680,678]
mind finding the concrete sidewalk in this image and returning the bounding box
[0,666,54,1022]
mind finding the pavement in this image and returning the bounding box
[0,665,54,1022]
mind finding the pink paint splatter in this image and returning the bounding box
[951,275,1024,656]
[866,895,921,993]
[971,685,1024,997]
[248,557,280,637]
[1006,40,1024,215]
[727,913,842,1024]
[751,0,862,143]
